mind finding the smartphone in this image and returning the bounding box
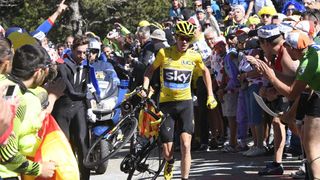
[4,85,19,102]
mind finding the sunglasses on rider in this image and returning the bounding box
[177,35,192,42]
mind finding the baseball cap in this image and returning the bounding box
[285,30,312,50]
[258,6,277,17]
[138,20,150,27]
[5,27,27,38]
[294,20,315,37]
[235,27,250,36]
[213,36,226,46]
[278,23,294,38]
[283,15,301,22]
[257,24,281,39]
[7,32,37,50]
[150,29,167,41]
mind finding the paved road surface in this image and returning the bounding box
[90,145,301,180]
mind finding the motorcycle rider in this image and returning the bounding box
[86,38,120,122]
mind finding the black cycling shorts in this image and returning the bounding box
[296,93,309,121]
[159,100,194,143]
[305,92,320,117]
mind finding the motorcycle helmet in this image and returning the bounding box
[88,38,101,58]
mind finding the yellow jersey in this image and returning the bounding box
[152,46,205,103]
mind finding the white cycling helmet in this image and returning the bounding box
[88,38,101,58]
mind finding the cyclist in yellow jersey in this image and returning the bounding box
[143,21,217,180]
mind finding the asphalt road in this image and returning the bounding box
[90,145,301,180]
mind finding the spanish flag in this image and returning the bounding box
[23,114,79,180]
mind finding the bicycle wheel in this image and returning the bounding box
[127,138,165,180]
[84,117,138,168]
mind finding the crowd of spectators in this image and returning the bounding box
[1,0,320,179]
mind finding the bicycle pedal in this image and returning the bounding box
[137,163,149,172]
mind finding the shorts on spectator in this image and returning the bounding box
[244,84,263,125]
[222,92,238,117]
[295,92,320,120]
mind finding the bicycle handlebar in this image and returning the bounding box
[123,86,163,118]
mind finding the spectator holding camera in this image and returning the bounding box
[255,29,320,180]
[236,28,268,156]
[0,44,56,179]
[247,24,299,175]
[0,38,16,144]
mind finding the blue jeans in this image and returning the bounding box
[244,84,263,125]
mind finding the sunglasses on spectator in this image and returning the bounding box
[177,35,192,42]
[261,14,271,18]
[287,8,296,11]
[194,4,202,8]
[205,23,211,27]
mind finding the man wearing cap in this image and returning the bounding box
[256,30,320,180]
[150,29,169,54]
[258,6,277,25]
[247,24,299,175]
[149,29,170,101]
[224,5,247,39]
[206,32,240,153]
[129,26,154,91]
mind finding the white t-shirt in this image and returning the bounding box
[254,0,274,14]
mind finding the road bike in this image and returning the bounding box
[120,94,167,180]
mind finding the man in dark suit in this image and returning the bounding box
[51,35,90,180]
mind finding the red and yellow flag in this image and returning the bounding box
[23,114,79,180]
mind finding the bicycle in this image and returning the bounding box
[120,93,167,180]
[83,86,147,169]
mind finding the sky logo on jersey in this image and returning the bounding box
[163,69,192,89]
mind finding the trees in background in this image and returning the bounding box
[0,0,174,43]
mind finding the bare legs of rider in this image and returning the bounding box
[162,132,192,179]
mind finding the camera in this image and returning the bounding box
[4,85,19,102]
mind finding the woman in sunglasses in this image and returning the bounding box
[282,0,306,16]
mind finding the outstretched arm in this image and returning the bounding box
[35,0,68,34]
